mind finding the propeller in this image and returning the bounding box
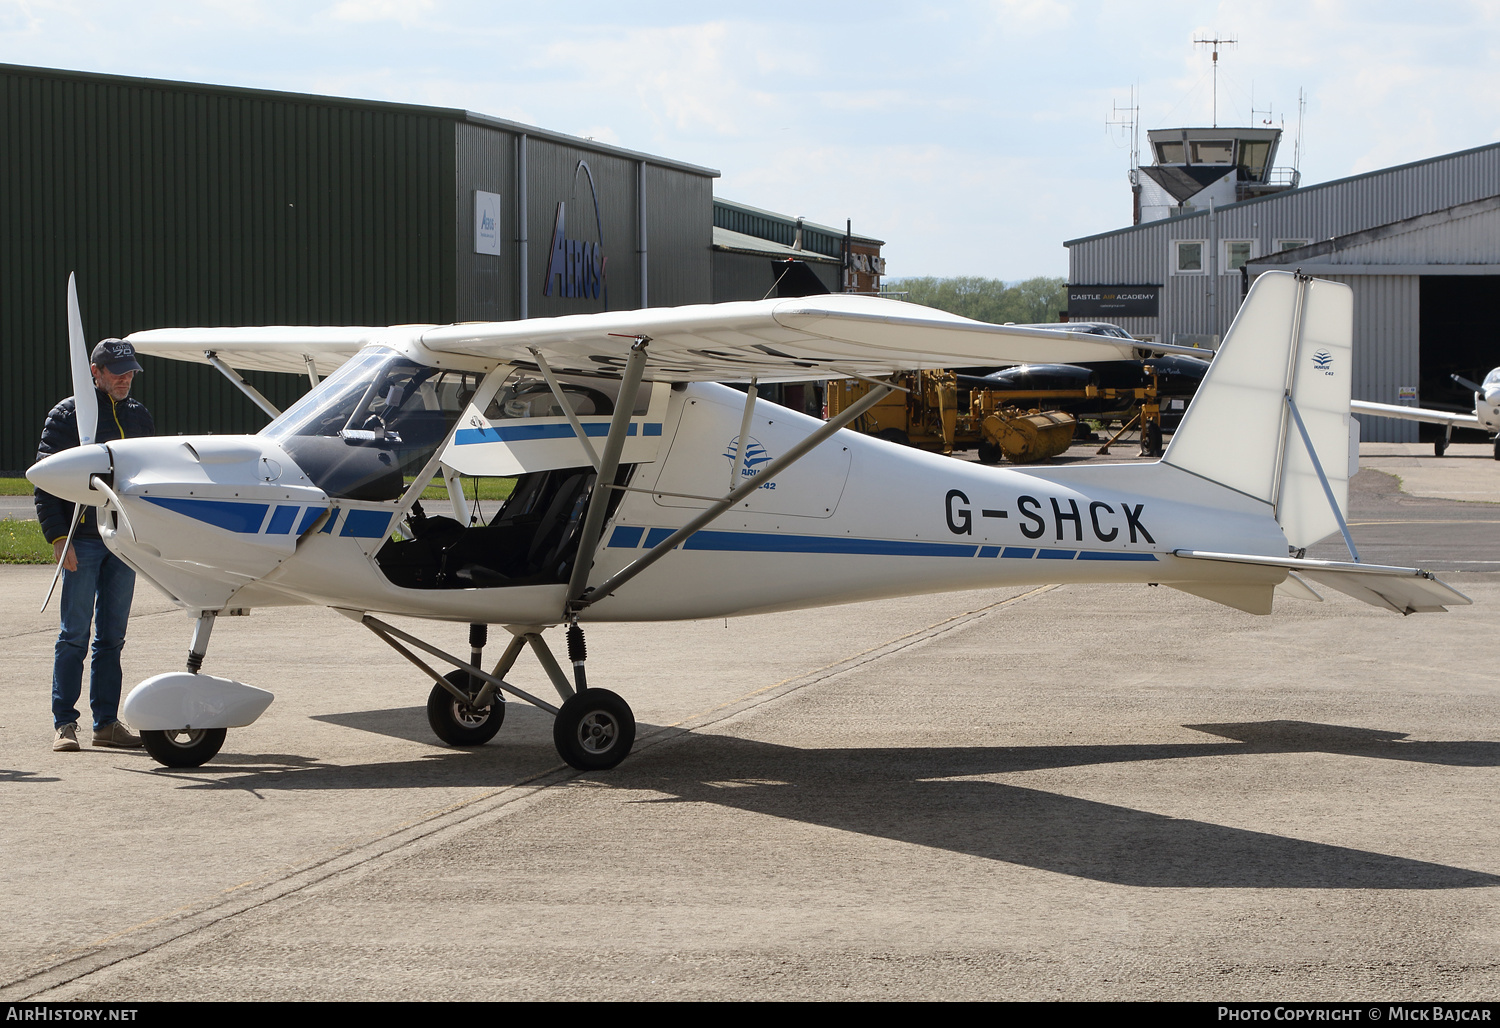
[40,273,101,613]
[1451,373,1483,394]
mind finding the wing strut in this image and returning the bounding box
[205,350,281,419]
[569,379,897,615]
[564,337,652,608]
[529,346,602,472]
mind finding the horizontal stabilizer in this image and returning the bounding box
[1296,568,1470,615]
[1173,550,1470,615]
[1275,571,1323,603]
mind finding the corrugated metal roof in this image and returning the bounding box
[1065,139,1500,247]
[712,226,841,263]
[2,62,722,179]
[1250,195,1500,267]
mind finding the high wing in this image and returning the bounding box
[126,326,397,377]
[128,296,1145,382]
[1351,399,1479,429]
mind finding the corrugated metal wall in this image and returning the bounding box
[2,65,454,472]
[2,65,720,473]
[1068,142,1500,342]
[1338,274,1421,442]
[1067,142,1500,444]
[644,165,713,308]
[454,122,517,322]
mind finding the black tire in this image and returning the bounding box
[1493,438,1499,461]
[427,670,504,746]
[976,440,1003,465]
[1140,421,1163,458]
[553,689,635,771]
[141,728,227,768]
[874,427,910,447]
[1435,436,1448,457]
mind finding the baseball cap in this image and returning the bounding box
[90,338,144,374]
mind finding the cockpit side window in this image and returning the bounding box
[263,347,481,500]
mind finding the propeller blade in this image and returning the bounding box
[1451,373,1483,393]
[39,503,84,614]
[67,273,97,447]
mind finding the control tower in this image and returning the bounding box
[1132,126,1300,224]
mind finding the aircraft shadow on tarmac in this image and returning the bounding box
[160,715,1500,891]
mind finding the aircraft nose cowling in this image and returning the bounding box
[26,445,111,504]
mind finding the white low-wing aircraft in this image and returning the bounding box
[1352,371,1500,458]
[29,271,1469,772]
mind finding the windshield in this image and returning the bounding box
[263,346,481,500]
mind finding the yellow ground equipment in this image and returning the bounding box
[826,369,1170,463]
[825,372,1077,464]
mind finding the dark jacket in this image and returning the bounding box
[34,389,155,543]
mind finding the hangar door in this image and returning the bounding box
[1421,276,1500,438]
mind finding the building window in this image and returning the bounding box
[1172,240,1206,275]
[1274,238,1310,253]
[1221,239,1260,273]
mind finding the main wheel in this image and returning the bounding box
[141,727,227,768]
[1493,437,1499,461]
[1435,435,1448,457]
[976,440,1003,465]
[1140,421,1163,458]
[553,689,635,771]
[427,670,504,746]
[874,427,910,447]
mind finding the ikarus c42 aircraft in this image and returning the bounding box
[28,271,1469,772]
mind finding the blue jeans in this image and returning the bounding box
[52,538,136,730]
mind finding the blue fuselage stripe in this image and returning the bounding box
[615,528,1158,562]
[454,422,662,445]
[141,496,270,534]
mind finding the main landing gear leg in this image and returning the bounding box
[140,612,229,767]
[360,616,636,771]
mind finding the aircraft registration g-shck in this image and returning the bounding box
[29,271,1469,772]
[1351,370,1500,458]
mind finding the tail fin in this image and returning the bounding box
[1163,271,1354,551]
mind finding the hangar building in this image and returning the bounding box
[1066,138,1500,441]
[2,64,883,473]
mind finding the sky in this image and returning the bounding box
[3,1,1498,280]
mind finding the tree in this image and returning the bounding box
[889,276,1067,325]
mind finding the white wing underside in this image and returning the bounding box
[126,296,1144,382]
[1351,399,1480,429]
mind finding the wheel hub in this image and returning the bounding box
[576,711,617,753]
[451,700,491,729]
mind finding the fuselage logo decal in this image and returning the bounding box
[724,435,776,489]
[1312,350,1334,375]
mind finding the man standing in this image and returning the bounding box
[36,339,155,752]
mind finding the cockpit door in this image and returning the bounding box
[440,368,670,477]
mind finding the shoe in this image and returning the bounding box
[92,721,143,748]
[53,723,80,752]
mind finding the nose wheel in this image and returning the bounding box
[141,727,227,768]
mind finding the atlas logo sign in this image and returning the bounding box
[543,161,608,303]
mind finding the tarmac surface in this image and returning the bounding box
[2,445,1499,1001]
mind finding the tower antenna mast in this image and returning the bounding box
[1193,33,1237,128]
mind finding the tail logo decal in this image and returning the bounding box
[1312,350,1335,375]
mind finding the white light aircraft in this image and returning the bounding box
[28,272,1469,772]
[1352,371,1500,458]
